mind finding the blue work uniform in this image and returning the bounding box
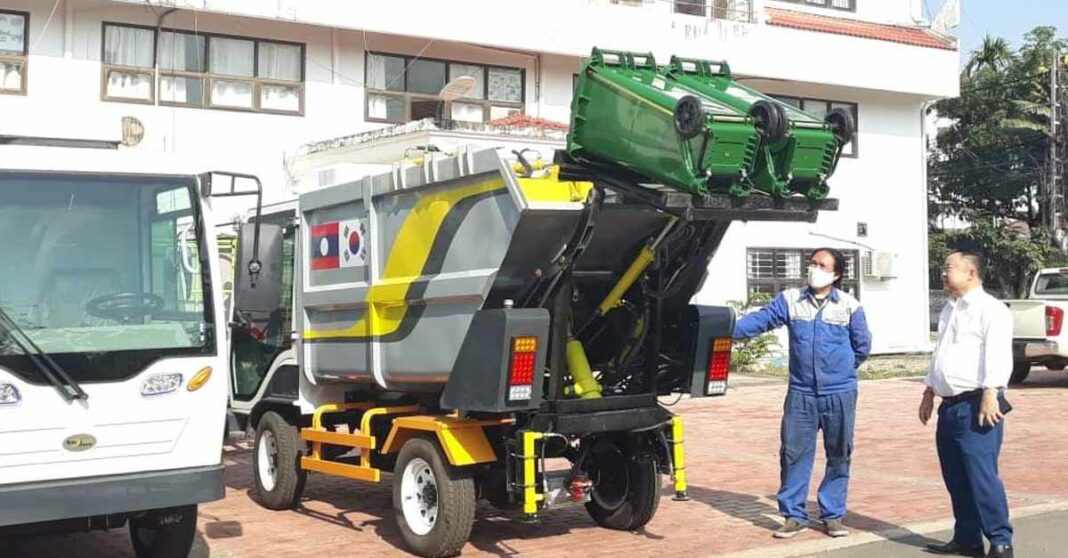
[734,287,872,524]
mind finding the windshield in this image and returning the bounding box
[0,172,214,384]
[1034,272,1068,296]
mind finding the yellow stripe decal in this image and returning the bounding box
[304,178,506,340]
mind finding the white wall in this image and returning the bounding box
[106,0,959,98]
[1,1,586,196]
[3,0,355,210]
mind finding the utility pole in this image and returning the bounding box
[1048,49,1060,239]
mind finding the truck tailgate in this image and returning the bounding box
[1006,299,1046,339]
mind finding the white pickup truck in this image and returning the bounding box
[1006,267,1068,384]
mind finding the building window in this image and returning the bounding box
[0,10,29,94]
[775,96,859,157]
[102,23,304,115]
[747,248,860,299]
[675,0,708,16]
[365,52,524,124]
[777,0,855,12]
[674,0,754,22]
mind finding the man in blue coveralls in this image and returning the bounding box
[733,247,871,539]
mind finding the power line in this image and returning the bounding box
[931,135,1048,160]
[958,70,1050,95]
[928,165,1041,179]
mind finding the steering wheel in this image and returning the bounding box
[86,292,165,324]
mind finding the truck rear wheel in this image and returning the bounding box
[1010,361,1031,384]
[253,411,306,510]
[129,505,197,558]
[392,436,475,558]
[585,440,662,531]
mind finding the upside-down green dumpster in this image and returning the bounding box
[661,56,855,199]
[567,48,762,196]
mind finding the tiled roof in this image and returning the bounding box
[765,8,956,51]
[487,114,570,131]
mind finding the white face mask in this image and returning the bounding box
[808,266,836,289]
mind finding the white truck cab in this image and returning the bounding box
[0,143,261,557]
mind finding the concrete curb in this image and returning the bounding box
[711,500,1068,558]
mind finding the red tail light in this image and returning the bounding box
[508,337,538,401]
[706,338,732,395]
[1047,306,1064,336]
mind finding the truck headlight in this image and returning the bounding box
[141,374,183,396]
[0,383,20,405]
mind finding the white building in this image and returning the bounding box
[0,0,958,354]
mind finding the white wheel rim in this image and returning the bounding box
[400,458,438,536]
[257,430,278,492]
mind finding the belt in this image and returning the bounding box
[940,389,984,405]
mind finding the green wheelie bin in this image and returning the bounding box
[661,57,855,199]
[567,48,761,197]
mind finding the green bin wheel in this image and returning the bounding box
[749,100,786,142]
[673,95,705,140]
[826,107,857,146]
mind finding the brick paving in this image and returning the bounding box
[7,370,1068,558]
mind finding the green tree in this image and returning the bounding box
[930,27,1066,229]
[929,217,1051,298]
[965,35,1014,77]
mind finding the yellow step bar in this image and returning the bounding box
[300,403,514,483]
[299,403,418,482]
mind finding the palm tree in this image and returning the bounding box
[966,35,1014,77]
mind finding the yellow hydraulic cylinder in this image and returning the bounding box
[565,339,602,399]
[670,416,690,501]
[593,217,678,316]
[596,245,655,315]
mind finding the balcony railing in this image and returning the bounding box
[672,0,755,23]
[606,0,755,24]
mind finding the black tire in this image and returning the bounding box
[129,505,197,558]
[825,107,857,146]
[1048,362,1067,371]
[1010,361,1032,384]
[392,437,476,558]
[749,100,787,143]
[585,440,662,531]
[253,411,306,510]
[673,95,705,140]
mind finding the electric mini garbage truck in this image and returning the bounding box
[226,48,853,558]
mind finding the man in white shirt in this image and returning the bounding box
[920,250,1013,558]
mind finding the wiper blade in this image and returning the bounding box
[0,307,88,402]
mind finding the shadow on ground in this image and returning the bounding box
[686,485,942,549]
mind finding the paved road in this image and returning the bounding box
[6,368,1066,557]
[805,510,1068,558]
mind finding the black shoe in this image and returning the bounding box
[925,540,984,557]
[986,545,1013,558]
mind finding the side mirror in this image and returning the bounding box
[234,223,283,313]
[199,170,265,284]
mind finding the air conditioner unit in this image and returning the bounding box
[863,250,897,279]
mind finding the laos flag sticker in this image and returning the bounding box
[310,219,367,271]
[339,219,367,268]
[310,222,340,270]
